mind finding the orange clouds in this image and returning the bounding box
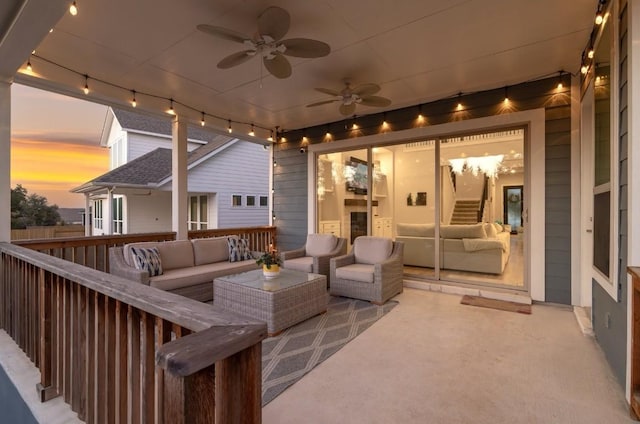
[11,139,109,208]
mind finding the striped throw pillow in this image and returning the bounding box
[130,246,163,277]
[227,238,253,262]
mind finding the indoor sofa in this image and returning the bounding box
[108,236,259,302]
[395,222,510,274]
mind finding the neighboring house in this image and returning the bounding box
[57,208,84,225]
[72,108,269,235]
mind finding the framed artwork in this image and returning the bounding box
[416,192,427,206]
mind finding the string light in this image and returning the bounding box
[26,60,32,72]
[581,64,589,75]
[268,130,274,142]
[595,1,605,25]
[249,124,255,137]
[131,90,137,107]
[587,48,594,59]
[83,75,89,95]
[69,1,78,16]
[200,111,205,126]
[227,120,232,133]
[167,98,175,115]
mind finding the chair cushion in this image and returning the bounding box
[353,237,393,265]
[130,246,163,277]
[305,234,337,256]
[192,237,229,265]
[335,263,375,283]
[227,237,253,262]
[284,257,314,272]
[440,223,487,239]
[484,222,498,238]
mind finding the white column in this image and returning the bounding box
[0,81,11,242]
[172,117,188,240]
[105,188,113,235]
[84,194,92,236]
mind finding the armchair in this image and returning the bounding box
[280,234,347,286]
[330,236,404,305]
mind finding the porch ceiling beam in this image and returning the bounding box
[0,0,68,82]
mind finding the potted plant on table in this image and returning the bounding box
[256,245,281,279]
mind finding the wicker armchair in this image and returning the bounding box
[280,234,347,286]
[330,237,404,305]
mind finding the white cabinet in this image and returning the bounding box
[373,217,392,238]
[319,220,341,237]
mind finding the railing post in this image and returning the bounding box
[215,343,262,423]
[37,269,57,401]
[163,364,215,424]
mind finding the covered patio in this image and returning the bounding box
[2,0,640,422]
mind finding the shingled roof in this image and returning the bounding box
[112,108,223,143]
[72,137,236,192]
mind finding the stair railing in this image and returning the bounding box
[478,175,489,222]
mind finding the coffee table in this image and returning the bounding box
[213,268,328,336]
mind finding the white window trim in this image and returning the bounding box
[188,194,209,229]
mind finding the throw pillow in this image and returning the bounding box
[227,237,253,262]
[130,246,163,277]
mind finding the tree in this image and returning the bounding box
[10,184,61,229]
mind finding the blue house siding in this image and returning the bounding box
[592,0,628,388]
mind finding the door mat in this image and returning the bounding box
[460,295,531,314]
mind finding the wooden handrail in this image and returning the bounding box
[0,242,267,423]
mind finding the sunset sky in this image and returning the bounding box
[11,84,109,208]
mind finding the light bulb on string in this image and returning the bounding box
[26,60,32,72]
[588,48,594,59]
[167,99,175,115]
[200,112,205,126]
[249,124,255,137]
[83,75,89,95]
[69,1,78,16]
[227,120,232,133]
[131,90,137,108]
[581,64,589,75]
[268,130,274,142]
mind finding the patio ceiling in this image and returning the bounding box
[2,0,596,140]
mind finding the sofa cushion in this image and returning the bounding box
[396,223,435,237]
[192,237,229,265]
[124,241,161,267]
[493,223,503,233]
[156,240,195,271]
[130,246,163,277]
[227,237,253,262]
[440,223,487,239]
[150,259,257,291]
[284,256,313,272]
[335,263,375,283]
[305,234,337,256]
[484,222,498,238]
[353,237,393,265]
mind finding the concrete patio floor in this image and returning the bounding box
[263,288,633,424]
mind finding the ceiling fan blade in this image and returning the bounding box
[339,103,357,116]
[263,53,292,79]
[307,100,340,108]
[217,50,255,69]
[258,6,290,41]
[196,25,250,44]
[359,95,392,107]
[351,83,380,96]
[281,38,331,58]
[315,87,340,96]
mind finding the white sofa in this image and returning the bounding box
[108,237,259,302]
[395,223,510,274]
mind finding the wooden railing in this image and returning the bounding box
[0,242,267,423]
[13,226,277,273]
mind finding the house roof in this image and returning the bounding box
[111,108,224,143]
[72,137,236,193]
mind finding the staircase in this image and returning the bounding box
[450,200,481,224]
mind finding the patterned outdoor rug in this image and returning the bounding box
[261,296,397,405]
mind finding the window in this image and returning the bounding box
[232,195,242,207]
[93,200,103,229]
[247,195,256,206]
[260,196,268,207]
[112,197,123,234]
[110,137,125,169]
[188,195,208,230]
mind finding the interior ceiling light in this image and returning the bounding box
[456,92,463,111]
[69,1,78,16]
[503,86,509,103]
[557,71,563,90]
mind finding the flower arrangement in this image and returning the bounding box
[256,244,281,269]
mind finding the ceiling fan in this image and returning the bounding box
[197,6,330,79]
[306,82,392,115]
